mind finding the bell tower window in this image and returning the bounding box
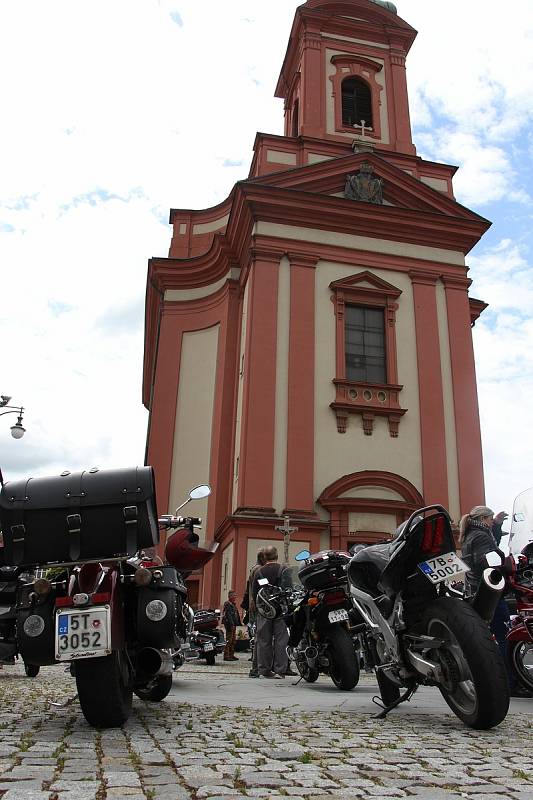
[345,305,386,383]
[342,78,372,129]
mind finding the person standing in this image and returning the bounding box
[242,549,266,678]
[460,505,532,698]
[252,545,290,679]
[221,590,241,662]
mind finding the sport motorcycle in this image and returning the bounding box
[347,504,509,729]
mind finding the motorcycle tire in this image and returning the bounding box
[75,651,133,728]
[422,598,509,730]
[204,652,216,666]
[134,674,173,702]
[327,626,360,691]
[295,659,319,683]
[509,640,533,691]
[24,663,40,678]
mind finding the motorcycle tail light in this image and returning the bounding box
[34,578,51,597]
[91,592,111,604]
[134,567,152,586]
[324,591,346,606]
[55,596,74,608]
[308,597,320,606]
[420,516,445,555]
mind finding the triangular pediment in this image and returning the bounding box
[330,270,402,298]
[250,151,488,224]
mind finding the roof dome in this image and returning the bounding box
[369,0,397,12]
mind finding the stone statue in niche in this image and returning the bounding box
[344,162,384,205]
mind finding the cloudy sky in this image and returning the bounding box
[1,0,532,535]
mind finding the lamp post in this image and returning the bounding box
[0,395,26,439]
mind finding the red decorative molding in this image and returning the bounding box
[329,55,383,139]
[469,297,488,327]
[329,271,407,435]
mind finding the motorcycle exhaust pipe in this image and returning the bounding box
[471,568,506,623]
[137,647,173,677]
[305,646,318,667]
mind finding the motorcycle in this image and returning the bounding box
[0,467,217,728]
[0,563,41,677]
[284,550,361,690]
[347,504,510,729]
[190,608,225,665]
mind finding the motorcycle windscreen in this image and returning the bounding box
[165,529,219,571]
[509,487,533,556]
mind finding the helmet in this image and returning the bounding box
[256,585,283,619]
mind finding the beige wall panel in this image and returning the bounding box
[267,150,297,166]
[179,223,187,235]
[420,176,448,193]
[273,256,290,514]
[436,280,460,520]
[220,542,234,604]
[193,214,230,235]
[169,326,219,541]
[308,153,334,164]
[320,530,331,550]
[314,262,423,502]
[322,33,390,50]
[232,281,250,511]
[339,486,404,501]
[165,274,229,302]
[348,512,397,535]
[254,222,466,267]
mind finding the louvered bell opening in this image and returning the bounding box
[341,78,373,129]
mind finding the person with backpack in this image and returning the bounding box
[252,545,290,679]
[242,548,266,678]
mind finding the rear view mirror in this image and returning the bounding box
[189,484,211,501]
[295,550,310,561]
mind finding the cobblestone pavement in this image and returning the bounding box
[0,660,532,800]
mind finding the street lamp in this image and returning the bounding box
[0,395,26,439]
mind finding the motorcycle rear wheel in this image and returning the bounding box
[76,651,133,728]
[295,658,319,683]
[134,674,173,702]
[509,640,533,691]
[24,663,40,678]
[327,626,360,690]
[204,652,216,666]
[422,598,509,729]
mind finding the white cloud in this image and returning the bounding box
[0,0,532,527]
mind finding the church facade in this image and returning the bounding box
[143,0,490,607]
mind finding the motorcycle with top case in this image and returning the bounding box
[0,467,217,728]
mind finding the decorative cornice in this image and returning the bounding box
[330,54,383,73]
[287,251,318,269]
[408,270,439,286]
[441,274,473,290]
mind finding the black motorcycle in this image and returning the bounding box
[347,504,510,729]
[285,550,360,691]
[190,608,225,665]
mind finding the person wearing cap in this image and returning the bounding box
[459,505,531,698]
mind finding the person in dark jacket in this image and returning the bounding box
[221,591,241,661]
[459,505,531,698]
[252,546,291,679]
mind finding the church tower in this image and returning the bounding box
[143,0,490,607]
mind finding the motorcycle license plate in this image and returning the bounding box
[204,643,214,652]
[328,608,349,623]
[55,606,111,662]
[418,552,470,585]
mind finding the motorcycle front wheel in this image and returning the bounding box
[509,640,533,691]
[134,674,173,702]
[422,598,509,729]
[76,650,133,728]
[327,626,360,690]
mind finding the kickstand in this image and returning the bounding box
[291,676,303,686]
[372,684,418,719]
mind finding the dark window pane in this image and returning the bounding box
[345,305,386,383]
[341,78,373,128]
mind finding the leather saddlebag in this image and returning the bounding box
[0,466,159,567]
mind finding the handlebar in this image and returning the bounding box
[158,515,202,529]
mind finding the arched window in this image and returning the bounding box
[342,77,372,129]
